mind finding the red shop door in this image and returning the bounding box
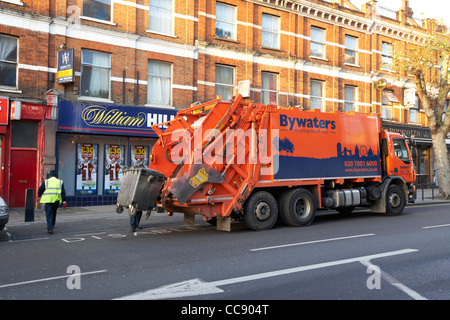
[9,149,37,207]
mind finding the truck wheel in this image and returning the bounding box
[244,191,278,231]
[280,188,316,227]
[385,185,405,216]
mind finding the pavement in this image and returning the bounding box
[4,188,450,226]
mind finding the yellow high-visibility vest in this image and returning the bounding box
[40,177,63,203]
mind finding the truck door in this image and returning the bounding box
[391,137,415,183]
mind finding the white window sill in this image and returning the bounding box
[344,63,361,68]
[0,87,22,94]
[146,30,177,38]
[78,96,114,104]
[80,16,117,26]
[0,0,24,6]
[310,55,328,62]
[145,104,175,109]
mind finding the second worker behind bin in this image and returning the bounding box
[130,210,142,232]
[38,170,67,234]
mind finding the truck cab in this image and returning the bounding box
[381,131,416,183]
[379,131,417,211]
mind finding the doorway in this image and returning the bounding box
[9,121,39,207]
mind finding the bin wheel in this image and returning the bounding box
[116,204,124,214]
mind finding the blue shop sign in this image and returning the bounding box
[57,49,74,84]
[57,99,177,137]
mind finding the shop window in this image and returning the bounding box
[149,0,173,35]
[344,85,356,112]
[261,72,278,105]
[215,2,236,40]
[262,14,279,49]
[344,35,357,65]
[215,64,235,100]
[310,79,324,111]
[81,50,111,99]
[310,27,325,59]
[0,35,18,88]
[147,60,172,106]
[82,0,111,21]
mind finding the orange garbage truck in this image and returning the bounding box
[116,94,416,231]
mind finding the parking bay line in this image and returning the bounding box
[0,270,108,289]
[251,233,375,252]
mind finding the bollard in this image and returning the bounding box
[24,188,34,222]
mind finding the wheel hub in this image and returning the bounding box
[389,193,401,208]
[294,198,310,218]
[255,202,271,221]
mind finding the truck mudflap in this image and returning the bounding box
[116,168,167,216]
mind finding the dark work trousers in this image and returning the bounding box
[130,211,142,231]
[44,202,59,232]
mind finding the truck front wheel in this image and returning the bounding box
[385,185,405,216]
[280,188,316,227]
[244,191,278,231]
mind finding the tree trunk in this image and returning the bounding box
[431,129,450,199]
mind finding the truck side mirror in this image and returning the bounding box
[411,147,417,159]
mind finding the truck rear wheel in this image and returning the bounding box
[244,191,278,231]
[385,185,405,216]
[280,188,316,227]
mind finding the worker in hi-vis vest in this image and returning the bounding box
[38,170,67,234]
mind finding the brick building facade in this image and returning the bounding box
[0,0,447,207]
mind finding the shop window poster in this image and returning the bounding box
[130,145,149,168]
[104,144,125,194]
[76,143,98,195]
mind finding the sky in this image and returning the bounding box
[350,0,450,27]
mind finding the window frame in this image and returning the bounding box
[80,49,111,100]
[215,64,235,100]
[408,95,420,123]
[381,42,393,70]
[310,79,325,111]
[148,0,174,36]
[147,60,173,107]
[215,2,236,41]
[0,34,18,89]
[310,26,326,59]
[261,13,280,49]
[344,35,358,66]
[344,85,357,112]
[261,71,278,105]
[82,0,112,22]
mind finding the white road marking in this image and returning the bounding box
[360,260,427,300]
[0,270,108,289]
[115,248,418,300]
[422,223,450,229]
[251,233,375,251]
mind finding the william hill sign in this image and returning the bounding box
[57,100,176,137]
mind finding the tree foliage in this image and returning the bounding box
[392,32,450,198]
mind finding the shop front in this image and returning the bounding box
[57,99,177,207]
[0,98,50,207]
[382,122,441,187]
